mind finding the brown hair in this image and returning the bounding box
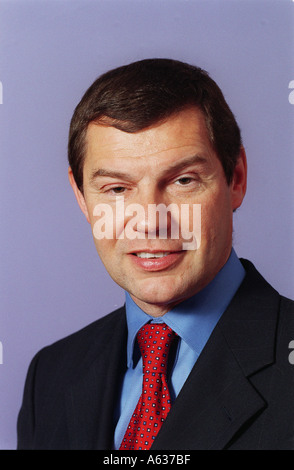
[68,58,242,192]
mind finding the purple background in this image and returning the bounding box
[0,0,293,449]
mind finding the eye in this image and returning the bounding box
[110,186,126,194]
[175,177,194,185]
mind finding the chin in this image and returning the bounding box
[130,277,189,310]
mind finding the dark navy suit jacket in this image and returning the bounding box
[17,260,294,449]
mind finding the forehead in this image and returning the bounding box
[84,107,214,169]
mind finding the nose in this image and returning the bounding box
[135,206,158,238]
[129,187,162,238]
[124,187,179,240]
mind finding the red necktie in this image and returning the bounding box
[119,323,176,450]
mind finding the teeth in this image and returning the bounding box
[136,252,171,259]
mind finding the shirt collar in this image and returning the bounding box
[125,248,245,368]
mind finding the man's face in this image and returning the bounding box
[69,107,246,316]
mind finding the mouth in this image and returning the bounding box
[133,251,172,259]
[129,250,185,271]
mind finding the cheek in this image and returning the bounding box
[89,198,128,242]
[199,192,232,243]
[92,237,116,267]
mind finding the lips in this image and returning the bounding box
[129,250,185,271]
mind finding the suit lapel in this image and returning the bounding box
[153,260,280,450]
[65,308,128,449]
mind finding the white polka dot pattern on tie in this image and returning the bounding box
[120,323,176,450]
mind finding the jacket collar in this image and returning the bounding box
[218,258,279,377]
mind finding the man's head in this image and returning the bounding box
[68,58,242,194]
[68,59,247,316]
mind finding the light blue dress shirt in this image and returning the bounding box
[113,248,245,449]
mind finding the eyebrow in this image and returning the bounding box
[89,168,137,183]
[163,154,208,177]
[89,154,208,183]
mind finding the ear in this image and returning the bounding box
[230,147,247,211]
[68,167,90,223]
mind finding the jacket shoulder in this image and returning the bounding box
[280,295,294,313]
[44,305,126,350]
[28,305,126,385]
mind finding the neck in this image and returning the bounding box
[129,295,170,317]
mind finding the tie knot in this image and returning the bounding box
[137,323,175,375]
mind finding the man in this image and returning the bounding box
[17,58,294,450]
